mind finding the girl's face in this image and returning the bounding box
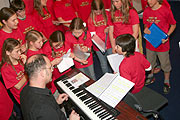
[41,0,47,6]
[72,29,83,38]
[32,37,44,50]
[148,0,159,8]
[7,45,21,60]
[52,41,63,49]
[115,45,123,55]
[3,14,19,30]
[112,0,122,10]
[93,9,102,15]
[16,9,26,19]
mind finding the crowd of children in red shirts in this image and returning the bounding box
[0,0,176,119]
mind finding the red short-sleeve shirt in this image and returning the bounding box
[1,62,27,104]
[88,11,112,51]
[65,31,93,68]
[119,52,151,94]
[143,5,176,52]
[110,9,139,39]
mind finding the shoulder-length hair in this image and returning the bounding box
[0,7,16,25]
[34,0,49,17]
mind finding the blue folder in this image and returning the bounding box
[144,23,168,48]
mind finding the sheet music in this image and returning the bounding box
[57,49,74,73]
[91,34,106,53]
[67,72,90,88]
[86,73,134,108]
[73,45,90,60]
[107,54,124,73]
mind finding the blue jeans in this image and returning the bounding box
[95,48,112,74]
[79,64,96,81]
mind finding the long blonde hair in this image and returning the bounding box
[110,0,132,24]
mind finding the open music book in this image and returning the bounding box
[86,73,134,108]
[144,23,168,48]
[57,49,74,73]
[73,45,90,60]
[107,54,124,74]
[91,34,106,54]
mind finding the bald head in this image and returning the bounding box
[25,54,49,79]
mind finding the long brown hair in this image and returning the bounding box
[49,30,65,58]
[90,0,107,26]
[69,17,87,40]
[34,0,49,17]
[110,0,132,24]
[1,38,20,68]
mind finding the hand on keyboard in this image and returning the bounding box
[69,110,80,120]
[56,93,69,104]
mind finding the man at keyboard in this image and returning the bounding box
[20,54,80,120]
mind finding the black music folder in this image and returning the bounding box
[144,23,168,48]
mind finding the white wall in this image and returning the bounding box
[0,0,10,9]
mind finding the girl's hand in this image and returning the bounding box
[20,54,27,64]
[80,59,88,65]
[104,27,109,33]
[52,20,60,25]
[80,46,89,53]
[70,53,75,58]
[162,38,168,44]
[51,57,63,66]
[144,27,151,34]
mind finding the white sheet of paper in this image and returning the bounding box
[86,73,117,98]
[91,34,106,53]
[107,54,124,73]
[99,75,134,108]
[86,73,134,108]
[57,49,74,73]
[68,72,90,88]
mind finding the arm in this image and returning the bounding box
[162,24,176,44]
[14,75,27,90]
[109,26,116,53]
[132,24,139,39]
[57,17,71,27]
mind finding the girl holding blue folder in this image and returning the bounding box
[143,0,176,94]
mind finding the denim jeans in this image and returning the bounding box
[79,64,96,81]
[95,48,112,74]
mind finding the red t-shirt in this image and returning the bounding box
[72,0,92,23]
[54,0,77,21]
[32,8,59,38]
[43,41,71,93]
[65,31,93,68]
[119,52,151,94]
[0,81,13,120]
[1,62,27,104]
[143,5,176,52]
[23,0,34,15]
[0,28,25,61]
[102,0,111,9]
[18,14,43,35]
[26,49,44,58]
[110,9,139,39]
[88,11,112,51]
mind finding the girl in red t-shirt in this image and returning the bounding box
[109,0,139,53]
[25,30,44,58]
[65,18,96,80]
[43,30,72,94]
[0,7,26,61]
[88,0,113,74]
[33,0,63,38]
[1,38,28,104]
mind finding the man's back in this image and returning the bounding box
[20,85,66,120]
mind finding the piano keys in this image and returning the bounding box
[56,75,120,120]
